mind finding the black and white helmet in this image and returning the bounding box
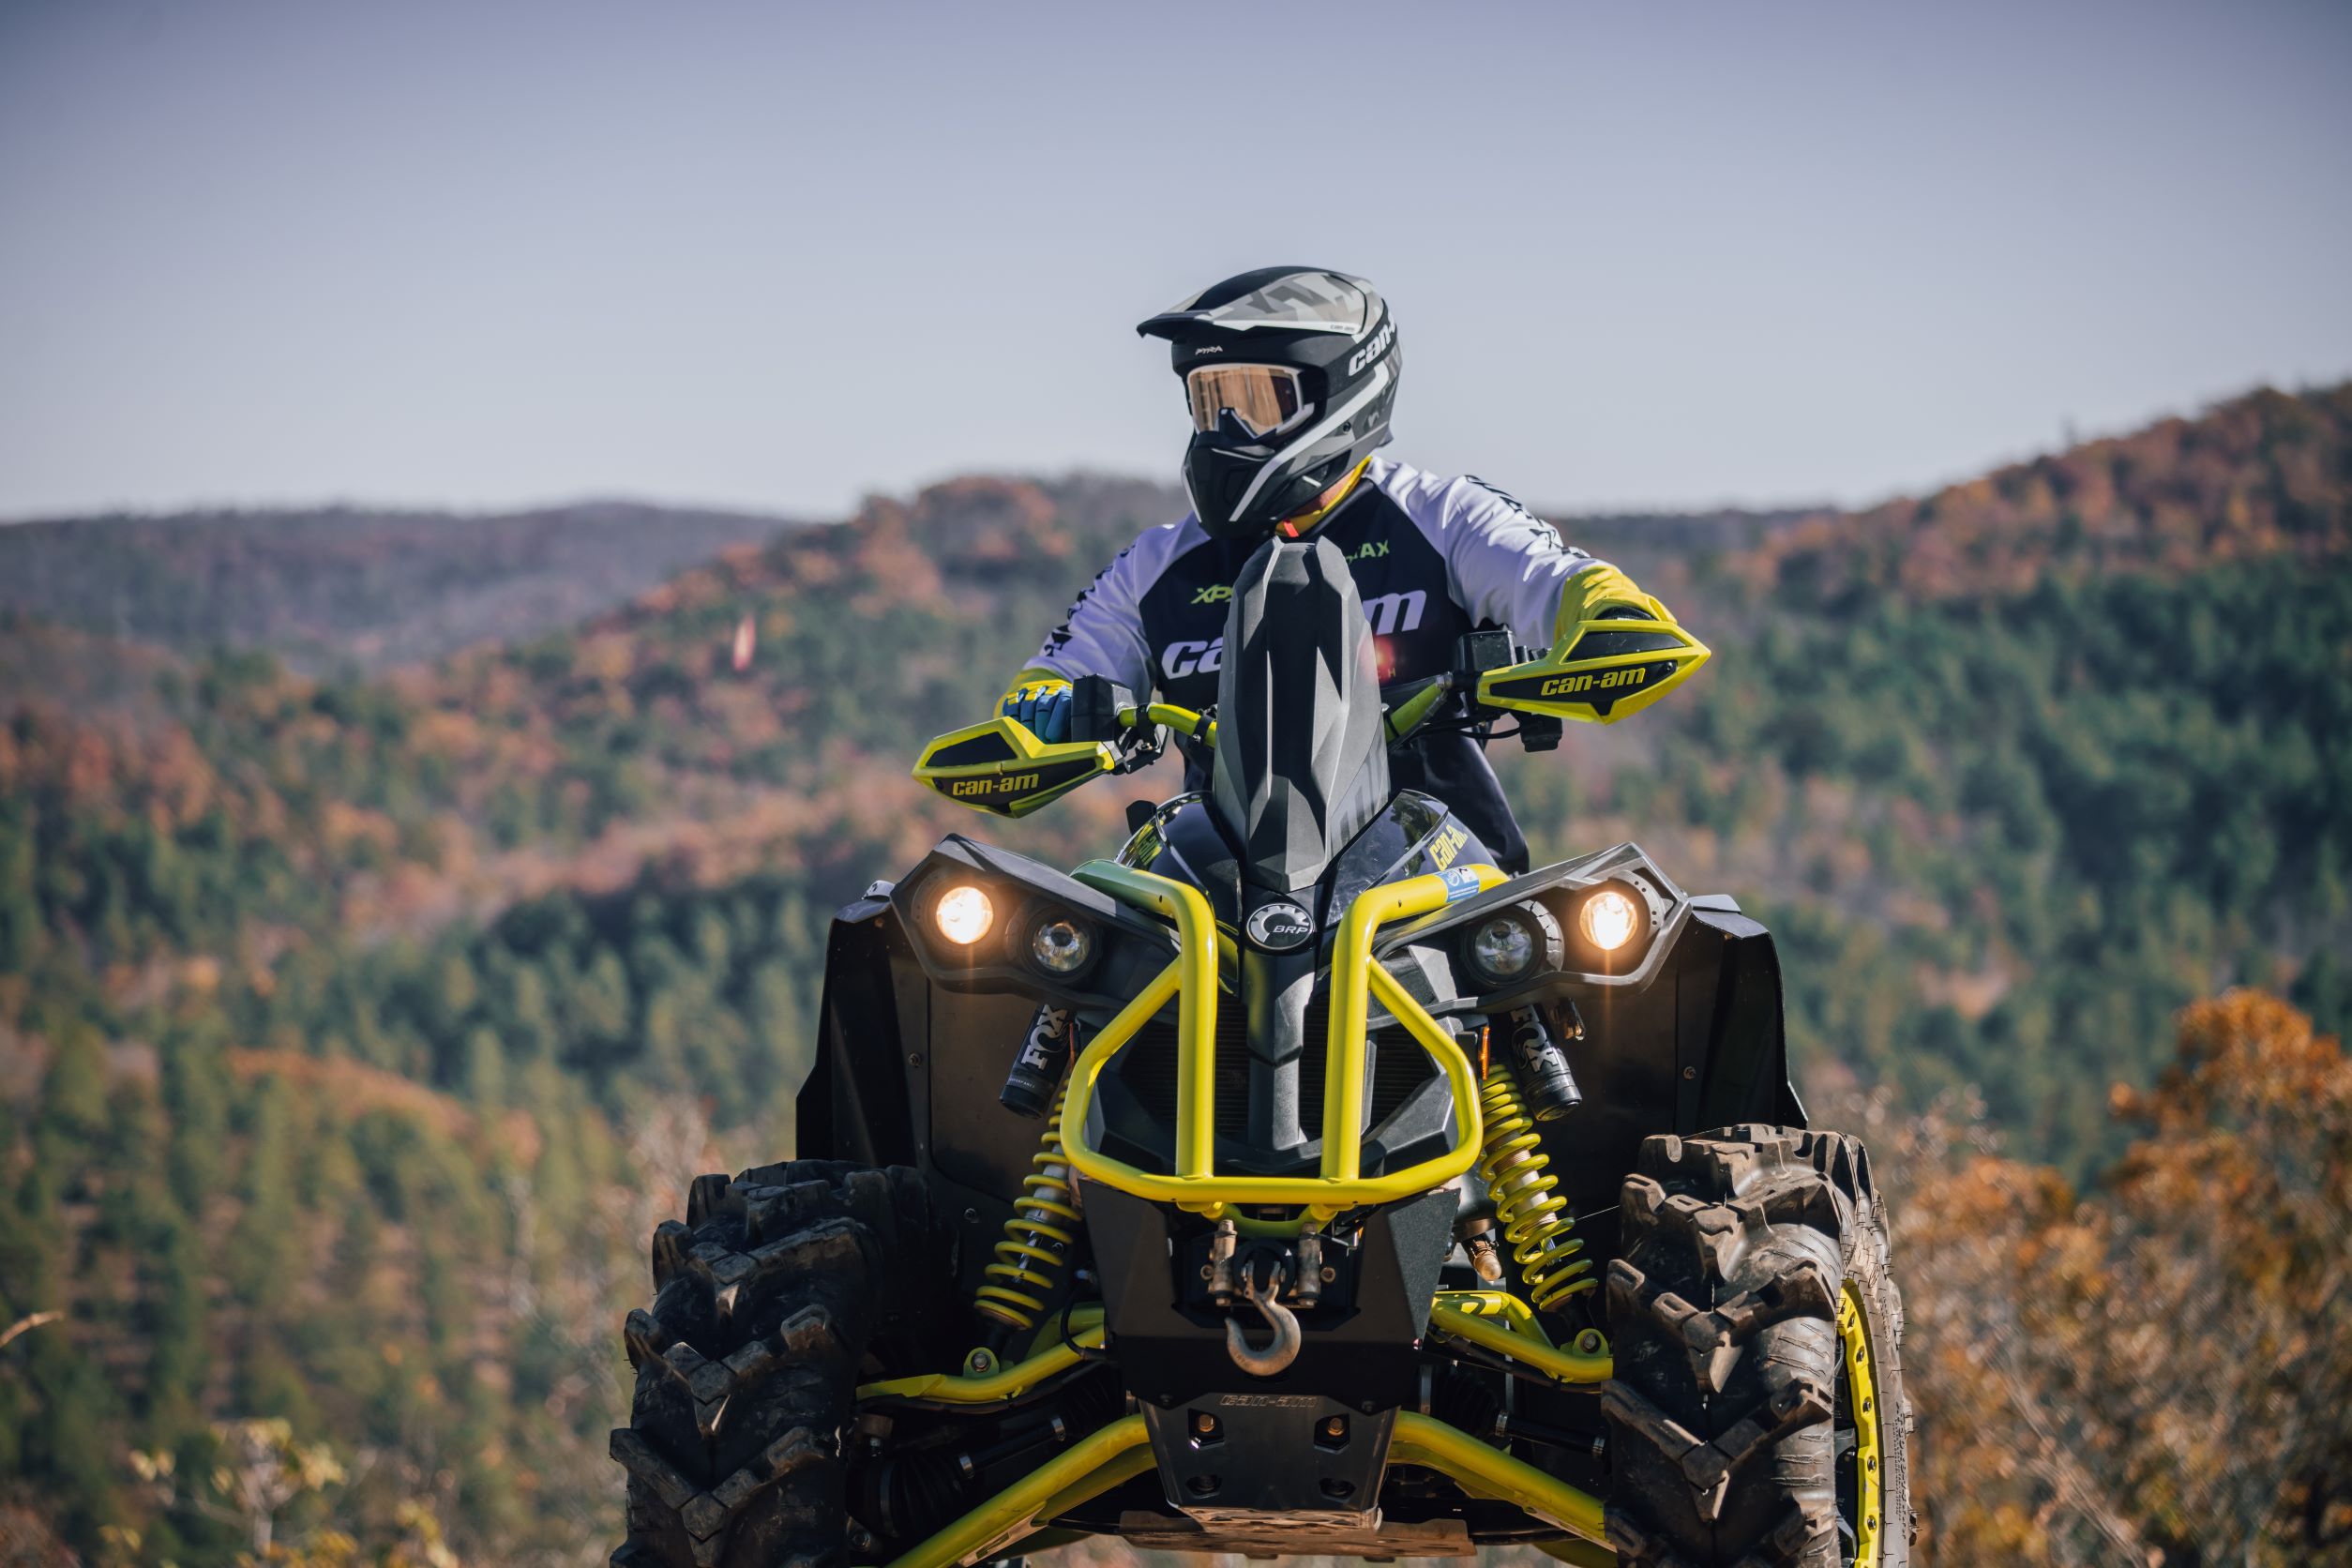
[1138,266,1400,540]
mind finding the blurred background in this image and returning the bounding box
[1,2,2347,1564]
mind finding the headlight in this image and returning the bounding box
[1030,915,1093,975]
[1577,886,1645,953]
[934,884,995,946]
[1461,900,1562,989]
[1470,917,1534,981]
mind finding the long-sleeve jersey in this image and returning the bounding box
[1018,455,1634,871]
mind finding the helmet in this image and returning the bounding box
[1138,266,1400,540]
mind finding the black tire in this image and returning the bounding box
[1601,1125,1912,1568]
[611,1160,937,1568]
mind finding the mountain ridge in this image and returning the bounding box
[1726,383,2351,609]
[0,500,799,673]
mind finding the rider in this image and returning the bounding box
[998,265,1683,873]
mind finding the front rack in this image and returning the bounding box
[1056,858,1507,1225]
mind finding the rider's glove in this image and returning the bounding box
[999,673,1075,744]
[1554,562,1677,644]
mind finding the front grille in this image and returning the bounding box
[1115,991,1436,1144]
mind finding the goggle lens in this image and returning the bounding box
[1185,364,1305,439]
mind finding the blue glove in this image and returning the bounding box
[1000,678,1074,744]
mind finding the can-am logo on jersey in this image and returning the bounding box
[1245,900,1316,951]
[1347,319,1396,375]
[1362,590,1425,636]
[1163,638,1225,679]
[1161,592,1421,680]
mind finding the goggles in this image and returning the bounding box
[1184,363,1309,440]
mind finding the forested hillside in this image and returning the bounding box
[0,385,2345,1562]
[0,474,1201,1559]
[1500,384,2352,1156]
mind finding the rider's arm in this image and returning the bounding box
[1412,475,1677,650]
[999,538,1161,741]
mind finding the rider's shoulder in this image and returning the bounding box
[1366,458,1561,546]
[1104,507,1214,589]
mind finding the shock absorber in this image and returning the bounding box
[1475,1061,1595,1312]
[973,1085,1081,1334]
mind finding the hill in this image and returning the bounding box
[0,385,2346,1562]
[0,500,799,671]
[1735,383,2352,605]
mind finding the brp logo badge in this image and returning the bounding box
[1245,900,1316,951]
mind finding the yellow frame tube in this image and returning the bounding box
[882,1407,1606,1567]
[1028,1440,1160,1536]
[1060,863,1506,1220]
[883,1413,1151,1568]
[1391,1410,1609,1545]
[1427,1292,1611,1383]
[1070,863,1218,1178]
[857,1309,1106,1405]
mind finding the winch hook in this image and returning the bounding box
[1224,1259,1302,1378]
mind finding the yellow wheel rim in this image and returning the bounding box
[1837,1279,1885,1567]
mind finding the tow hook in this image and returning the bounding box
[1225,1259,1302,1377]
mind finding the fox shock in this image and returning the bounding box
[973,1086,1081,1335]
[1475,1062,1595,1311]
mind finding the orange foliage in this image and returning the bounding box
[1740,386,2352,608]
[1898,992,2352,1565]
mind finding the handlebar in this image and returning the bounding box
[1085,665,1535,766]
[1116,701,1213,742]
[921,614,1705,818]
[1077,609,1702,770]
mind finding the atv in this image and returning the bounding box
[612,536,1912,1567]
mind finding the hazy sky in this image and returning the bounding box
[3,0,2347,521]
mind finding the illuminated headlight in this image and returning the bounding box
[1577,886,1645,954]
[1030,915,1093,975]
[1462,901,1562,989]
[934,884,995,946]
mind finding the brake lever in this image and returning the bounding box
[1108,719,1168,776]
[1103,701,1219,774]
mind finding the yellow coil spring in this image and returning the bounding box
[1475,1063,1594,1311]
[973,1087,1080,1331]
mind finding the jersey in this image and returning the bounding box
[1023,456,1613,872]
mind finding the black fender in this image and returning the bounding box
[795,890,921,1168]
[796,888,1089,1302]
[1541,897,1803,1267]
[1676,899,1806,1134]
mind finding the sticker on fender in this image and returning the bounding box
[1440,866,1483,901]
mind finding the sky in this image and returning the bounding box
[2,0,2348,522]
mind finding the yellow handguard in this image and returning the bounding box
[912,715,1118,818]
[1478,563,1711,725]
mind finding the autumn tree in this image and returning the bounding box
[1902,992,2352,1565]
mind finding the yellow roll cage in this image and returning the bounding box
[1055,858,1507,1225]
